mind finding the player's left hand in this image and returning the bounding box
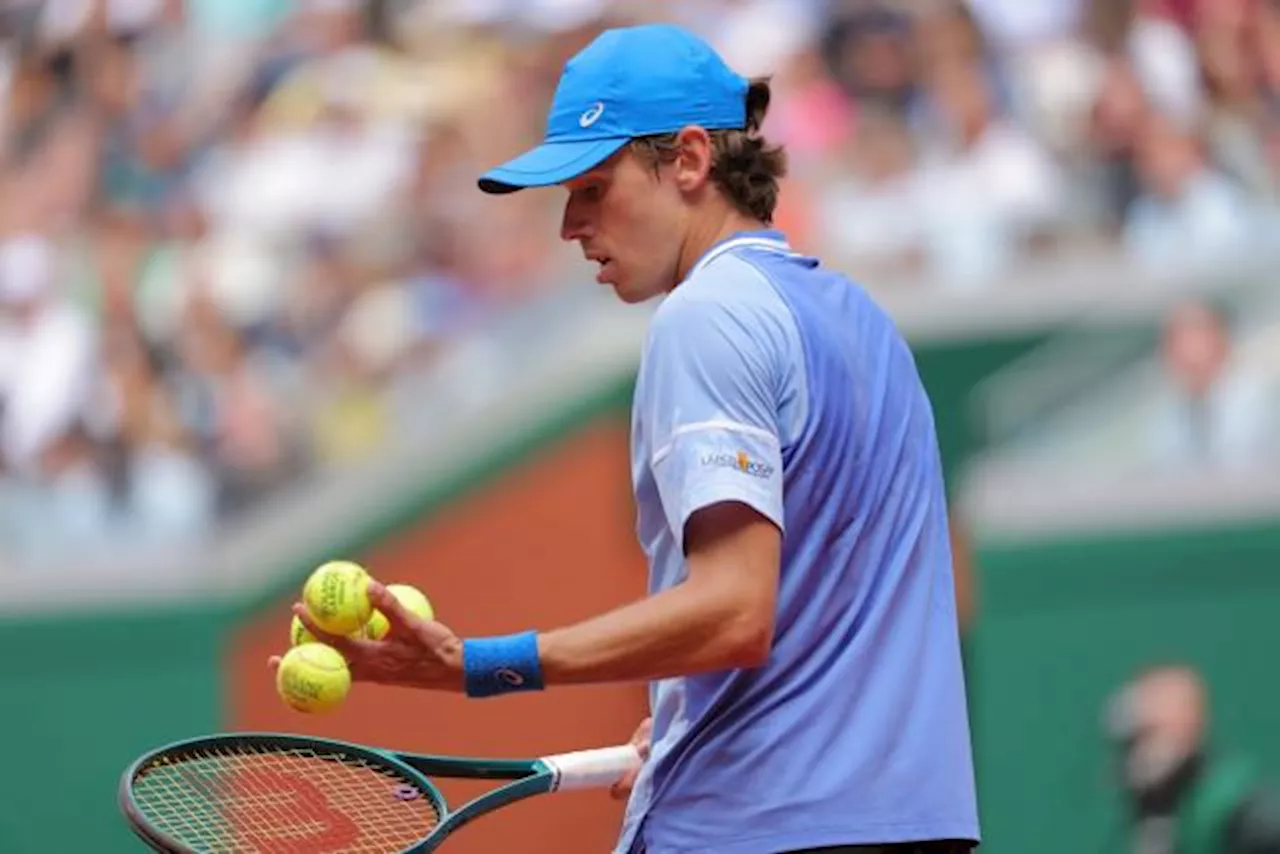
[269,580,466,693]
[611,716,651,800]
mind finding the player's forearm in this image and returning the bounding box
[535,577,772,685]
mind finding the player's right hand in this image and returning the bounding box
[270,581,464,693]
[610,717,652,800]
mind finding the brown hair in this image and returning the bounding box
[627,78,787,223]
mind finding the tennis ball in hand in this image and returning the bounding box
[289,612,378,647]
[364,583,435,640]
[302,561,373,636]
[290,614,315,646]
[289,609,378,648]
[289,612,340,647]
[276,643,351,714]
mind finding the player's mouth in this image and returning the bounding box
[587,254,615,284]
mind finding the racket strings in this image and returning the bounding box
[132,742,441,853]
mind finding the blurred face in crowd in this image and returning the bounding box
[914,1,985,76]
[1092,59,1149,154]
[1135,114,1204,199]
[833,13,914,106]
[1109,666,1207,810]
[559,141,698,304]
[931,63,993,148]
[1162,301,1230,396]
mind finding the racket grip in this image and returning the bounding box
[544,744,643,792]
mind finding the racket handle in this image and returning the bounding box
[543,744,642,792]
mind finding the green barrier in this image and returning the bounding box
[0,607,225,852]
[914,335,1044,492]
[970,518,1280,854]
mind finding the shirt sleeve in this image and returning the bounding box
[638,291,787,552]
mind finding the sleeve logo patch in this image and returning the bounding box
[701,450,775,479]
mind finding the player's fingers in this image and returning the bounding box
[632,717,653,758]
[366,581,415,629]
[368,581,453,646]
[291,603,361,654]
[610,769,638,800]
[267,655,282,671]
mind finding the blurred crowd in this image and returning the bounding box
[0,0,1277,561]
[1151,294,1278,470]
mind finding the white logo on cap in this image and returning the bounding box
[579,102,605,127]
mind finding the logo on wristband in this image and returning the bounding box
[495,667,526,687]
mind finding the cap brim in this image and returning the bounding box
[478,137,629,194]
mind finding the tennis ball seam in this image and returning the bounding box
[294,646,348,671]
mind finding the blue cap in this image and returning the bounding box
[478,24,750,194]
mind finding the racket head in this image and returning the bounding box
[120,732,448,854]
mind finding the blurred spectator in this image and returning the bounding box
[1127,0,1206,135]
[89,309,216,542]
[1149,300,1271,468]
[816,108,923,278]
[1123,112,1260,272]
[822,4,923,128]
[913,59,1068,287]
[912,0,1013,123]
[170,285,296,515]
[1195,0,1277,195]
[1089,54,1153,229]
[1105,664,1280,853]
[760,39,855,165]
[966,0,1084,58]
[0,233,95,476]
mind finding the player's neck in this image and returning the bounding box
[675,209,772,285]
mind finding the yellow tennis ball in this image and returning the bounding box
[302,561,373,636]
[275,643,351,714]
[364,583,435,640]
[289,614,316,647]
[289,613,373,647]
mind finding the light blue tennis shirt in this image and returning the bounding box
[617,230,980,854]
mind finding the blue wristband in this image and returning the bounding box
[462,631,546,698]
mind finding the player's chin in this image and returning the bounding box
[613,286,650,304]
[604,276,655,305]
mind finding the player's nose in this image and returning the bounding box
[560,199,592,243]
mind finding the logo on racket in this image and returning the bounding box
[495,667,525,687]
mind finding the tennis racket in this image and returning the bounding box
[119,731,642,853]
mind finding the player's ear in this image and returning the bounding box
[672,126,714,191]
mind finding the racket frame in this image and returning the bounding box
[119,731,587,854]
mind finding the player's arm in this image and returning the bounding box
[309,490,784,695]
[523,288,790,688]
[536,498,781,684]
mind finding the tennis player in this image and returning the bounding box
[285,23,980,854]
